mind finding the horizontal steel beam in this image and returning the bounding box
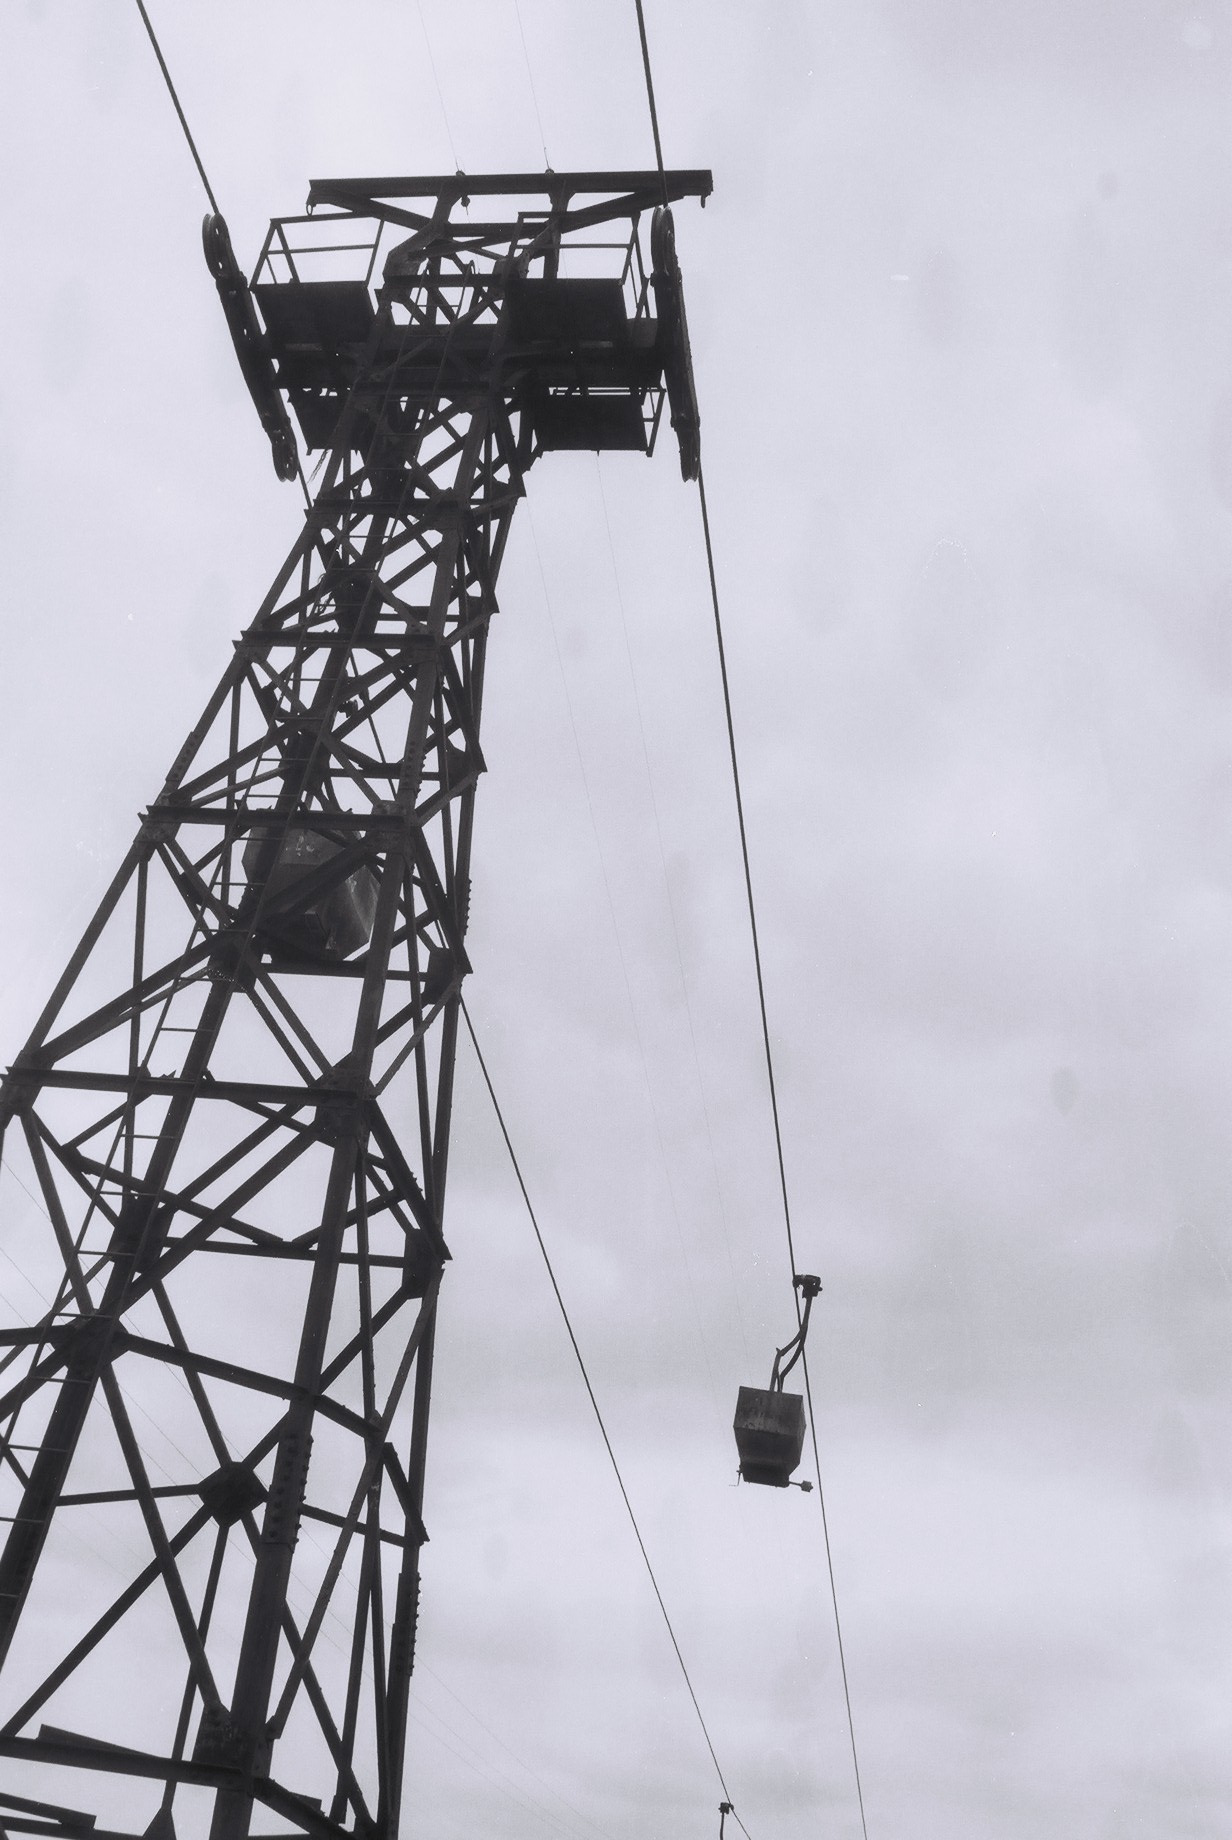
[0,1735,347,1839]
[308,167,713,203]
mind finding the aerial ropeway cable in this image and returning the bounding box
[627,2,874,1837]
[135,1,303,486]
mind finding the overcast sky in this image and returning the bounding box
[2,2,1232,1837]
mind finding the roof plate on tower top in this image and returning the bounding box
[307,170,713,208]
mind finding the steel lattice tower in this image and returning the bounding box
[0,170,709,1840]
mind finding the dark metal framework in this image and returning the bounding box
[0,171,709,1839]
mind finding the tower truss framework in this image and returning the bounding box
[0,169,709,1840]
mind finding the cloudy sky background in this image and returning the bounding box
[3,1,1232,1836]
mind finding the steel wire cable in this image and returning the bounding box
[693,462,804,1289]
[511,0,551,168]
[628,6,872,1835]
[799,1344,869,1838]
[415,0,462,171]
[631,0,670,206]
[460,998,754,1840]
[696,280,875,1840]
[134,0,313,508]
[133,0,220,216]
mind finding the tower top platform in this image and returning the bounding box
[227,167,710,477]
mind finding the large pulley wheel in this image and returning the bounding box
[651,202,677,277]
[651,206,701,482]
[202,211,301,485]
[202,212,235,284]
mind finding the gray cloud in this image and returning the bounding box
[0,2,1230,1836]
